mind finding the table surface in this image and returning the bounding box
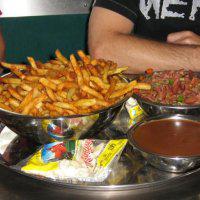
[0,163,200,200]
[0,104,200,200]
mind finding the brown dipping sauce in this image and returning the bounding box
[132,119,200,157]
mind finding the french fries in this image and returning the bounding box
[0,49,151,117]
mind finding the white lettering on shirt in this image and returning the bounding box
[161,0,187,19]
[190,0,200,20]
[139,0,200,21]
[140,0,161,19]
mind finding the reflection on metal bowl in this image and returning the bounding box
[128,114,200,173]
[0,97,128,144]
[133,94,200,116]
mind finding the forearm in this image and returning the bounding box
[89,33,199,73]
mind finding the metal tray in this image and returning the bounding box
[0,107,200,193]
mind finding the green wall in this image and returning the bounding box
[0,14,89,64]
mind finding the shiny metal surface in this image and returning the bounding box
[128,114,200,173]
[0,103,124,144]
[0,109,200,192]
[133,94,200,116]
[0,0,93,18]
[0,162,199,200]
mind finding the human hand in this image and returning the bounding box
[167,31,200,46]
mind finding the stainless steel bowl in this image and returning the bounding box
[130,72,200,116]
[128,114,200,173]
[0,97,130,144]
[133,94,200,116]
[0,72,130,144]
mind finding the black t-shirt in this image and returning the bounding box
[93,0,200,41]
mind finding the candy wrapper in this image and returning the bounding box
[20,139,127,183]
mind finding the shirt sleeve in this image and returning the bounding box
[93,0,139,24]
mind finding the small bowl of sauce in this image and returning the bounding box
[128,114,200,173]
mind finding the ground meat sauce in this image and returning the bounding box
[132,119,200,157]
[137,69,200,105]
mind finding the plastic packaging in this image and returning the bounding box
[20,139,127,182]
[125,97,143,119]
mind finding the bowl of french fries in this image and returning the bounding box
[0,50,150,143]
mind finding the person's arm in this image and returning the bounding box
[167,31,200,46]
[88,7,200,73]
[0,30,5,61]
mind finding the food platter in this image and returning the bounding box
[0,54,200,199]
[0,106,200,193]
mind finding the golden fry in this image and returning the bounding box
[133,83,151,90]
[102,66,109,83]
[27,57,38,70]
[8,87,23,101]
[67,88,76,100]
[108,67,128,76]
[73,99,96,108]
[44,63,65,70]
[57,81,78,90]
[1,61,27,70]
[70,54,84,86]
[90,76,110,89]
[53,102,78,113]
[59,91,68,99]
[45,103,63,114]
[81,67,90,85]
[91,59,98,66]
[35,102,43,110]
[2,91,11,98]
[49,59,63,65]
[0,85,4,93]
[95,99,109,107]
[0,102,12,111]
[114,83,127,90]
[36,68,48,76]
[39,78,57,91]
[22,94,47,115]
[27,57,48,75]
[55,49,70,66]
[25,76,40,82]
[32,87,40,98]
[109,80,137,99]
[86,64,99,76]
[8,98,20,107]
[11,68,26,79]
[89,81,99,91]
[18,89,28,96]
[64,109,76,115]
[105,77,117,100]
[0,78,22,84]
[77,50,90,64]
[46,88,56,101]
[20,83,32,92]
[49,79,63,85]
[81,85,104,100]
[18,89,34,111]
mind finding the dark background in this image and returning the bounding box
[0,14,89,64]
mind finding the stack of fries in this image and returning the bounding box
[0,50,150,117]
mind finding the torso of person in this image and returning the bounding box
[94,0,200,41]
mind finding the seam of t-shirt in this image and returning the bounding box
[106,0,138,17]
